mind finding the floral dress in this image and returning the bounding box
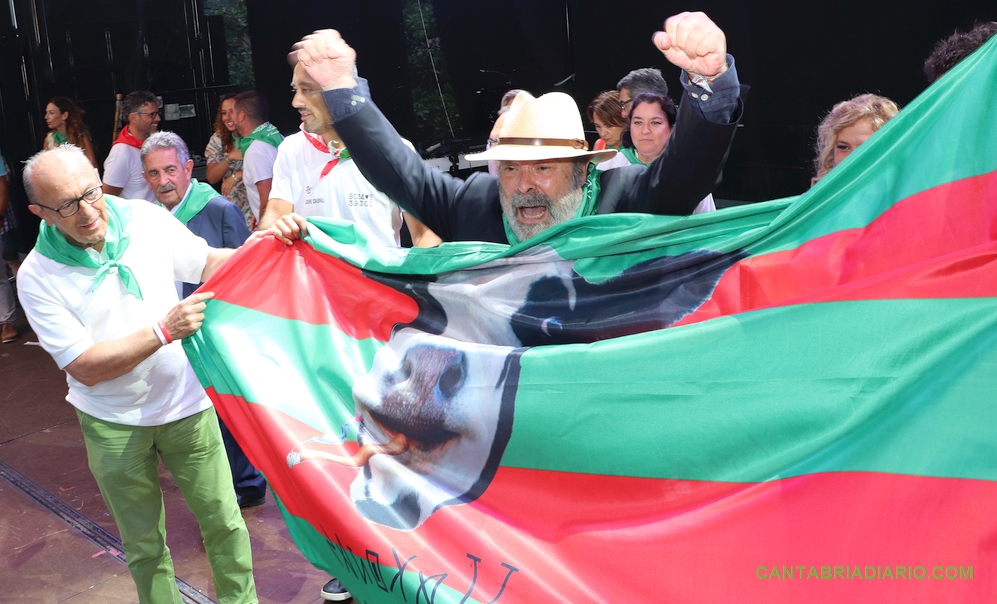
[205,133,254,230]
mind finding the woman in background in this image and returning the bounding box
[205,93,253,229]
[43,96,98,168]
[587,91,627,151]
[812,93,899,185]
[597,92,715,214]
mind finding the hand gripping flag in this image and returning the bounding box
[184,37,997,604]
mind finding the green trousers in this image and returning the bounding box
[77,407,258,604]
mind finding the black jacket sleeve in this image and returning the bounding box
[597,84,746,217]
[334,100,509,242]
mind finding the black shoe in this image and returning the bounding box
[321,578,352,601]
[237,493,265,509]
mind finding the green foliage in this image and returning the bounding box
[204,0,255,88]
[402,0,461,144]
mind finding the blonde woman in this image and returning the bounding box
[813,93,899,184]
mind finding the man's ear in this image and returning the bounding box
[27,204,52,225]
[184,159,194,179]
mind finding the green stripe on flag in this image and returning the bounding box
[503,297,997,482]
[272,494,487,604]
[186,300,381,433]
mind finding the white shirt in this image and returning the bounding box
[17,199,213,426]
[243,140,279,221]
[270,131,405,248]
[103,143,157,203]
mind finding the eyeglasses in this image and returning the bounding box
[34,185,103,218]
[618,98,633,110]
[136,110,162,118]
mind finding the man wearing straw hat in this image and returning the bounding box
[270,12,741,247]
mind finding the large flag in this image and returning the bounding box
[184,38,997,603]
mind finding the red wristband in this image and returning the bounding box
[158,320,173,344]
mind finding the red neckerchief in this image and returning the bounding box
[301,126,349,180]
[114,126,144,149]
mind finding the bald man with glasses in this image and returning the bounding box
[18,144,259,604]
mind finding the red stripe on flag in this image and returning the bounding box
[678,171,997,326]
[202,237,418,341]
[212,389,996,603]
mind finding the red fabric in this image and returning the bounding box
[213,390,996,603]
[301,127,345,180]
[678,170,997,326]
[204,236,417,341]
[113,126,144,149]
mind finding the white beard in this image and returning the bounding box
[499,185,584,242]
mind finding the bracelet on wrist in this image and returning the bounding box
[153,322,168,346]
[156,320,173,345]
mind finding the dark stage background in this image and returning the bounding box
[243,0,994,202]
[1,0,994,240]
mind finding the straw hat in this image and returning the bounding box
[466,91,618,163]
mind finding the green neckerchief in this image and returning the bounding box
[235,122,283,154]
[168,179,216,225]
[619,146,645,166]
[503,161,602,246]
[33,194,144,300]
[51,130,68,146]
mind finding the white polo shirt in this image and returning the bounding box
[243,140,279,221]
[270,131,404,248]
[18,199,213,426]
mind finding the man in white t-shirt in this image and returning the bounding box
[102,90,160,203]
[259,59,440,249]
[233,91,282,223]
[18,145,257,603]
[257,56,441,604]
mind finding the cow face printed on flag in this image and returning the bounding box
[349,330,519,530]
[288,247,744,530]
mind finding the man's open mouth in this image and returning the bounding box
[517,205,549,223]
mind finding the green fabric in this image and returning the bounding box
[235,122,283,154]
[504,297,997,482]
[619,146,643,165]
[195,296,997,485]
[51,130,68,146]
[33,194,144,300]
[168,179,217,225]
[185,301,380,430]
[502,161,602,246]
[273,494,487,604]
[77,407,257,604]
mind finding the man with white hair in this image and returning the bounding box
[269,12,743,246]
[141,131,268,510]
[141,132,252,297]
[17,145,257,603]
